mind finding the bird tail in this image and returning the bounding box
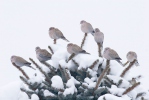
[135,60,139,66]
[29,65,36,70]
[80,50,90,54]
[91,30,95,36]
[115,58,123,66]
[61,36,69,42]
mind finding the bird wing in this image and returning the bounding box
[17,56,29,64]
[72,44,82,53]
[55,28,63,37]
[86,23,94,32]
[109,49,120,59]
[39,49,51,58]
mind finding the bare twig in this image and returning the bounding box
[81,33,87,49]
[103,96,106,100]
[104,76,116,85]
[117,79,123,87]
[12,63,29,79]
[120,60,136,77]
[67,53,75,62]
[136,92,146,99]
[97,43,102,57]
[122,82,140,95]
[94,60,110,91]
[72,59,79,66]
[40,61,56,73]
[64,68,71,81]
[89,59,99,69]
[59,65,67,82]
[123,61,129,66]
[20,76,30,86]
[29,58,51,85]
[20,88,35,99]
[48,46,54,54]
[106,68,111,75]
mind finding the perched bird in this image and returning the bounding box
[103,47,123,66]
[67,43,90,55]
[94,28,104,46]
[11,55,35,70]
[80,20,95,35]
[35,47,52,62]
[94,28,104,57]
[126,51,139,66]
[49,27,69,44]
[67,43,74,54]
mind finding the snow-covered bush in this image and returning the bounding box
[12,33,149,100]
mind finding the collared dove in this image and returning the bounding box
[94,28,104,46]
[103,47,123,66]
[35,47,52,62]
[11,55,35,70]
[67,43,74,54]
[127,51,139,66]
[49,27,69,43]
[80,20,95,35]
[94,28,104,57]
[67,43,90,55]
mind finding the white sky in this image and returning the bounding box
[0,0,149,87]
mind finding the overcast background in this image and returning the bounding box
[0,0,149,88]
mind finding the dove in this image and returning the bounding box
[67,43,90,55]
[103,47,123,66]
[11,55,35,70]
[80,20,95,35]
[35,47,52,62]
[127,51,139,66]
[67,43,74,54]
[94,28,104,46]
[94,28,104,57]
[49,27,69,44]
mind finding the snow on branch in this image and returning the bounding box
[122,82,140,95]
[29,58,52,85]
[12,63,29,79]
[89,59,99,69]
[94,60,110,91]
[120,60,136,77]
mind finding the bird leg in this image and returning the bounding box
[81,33,87,49]
[97,43,102,57]
[123,61,129,66]
[53,39,56,44]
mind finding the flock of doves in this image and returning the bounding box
[11,20,139,70]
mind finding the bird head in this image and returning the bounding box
[67,43,73,48]
[11,55,16,62]
[49,27,55,31]
[104,47,110,52]
[95,28,100,32]
[35,47,41,51]
[80,20,86,24]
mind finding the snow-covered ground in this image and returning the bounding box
[0,0,149,99]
